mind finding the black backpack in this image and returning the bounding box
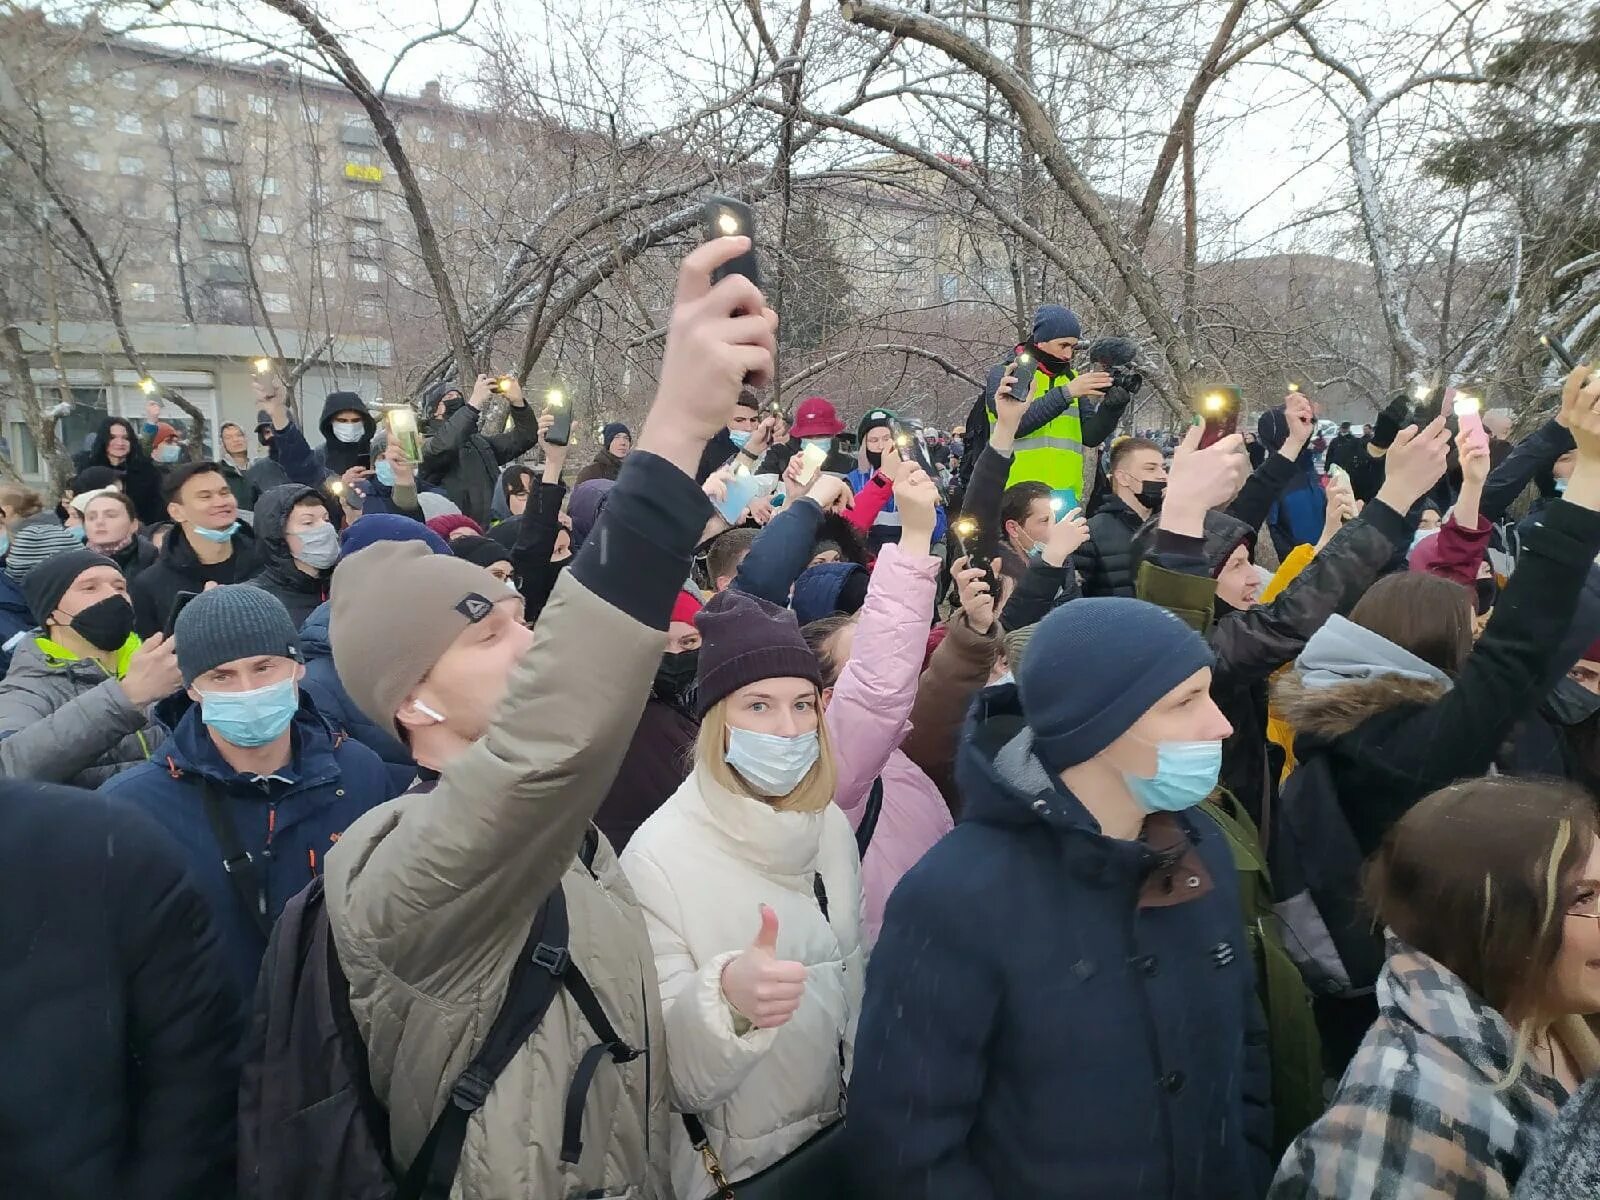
[1267,754,1385,1000]
[239,829,633,1200]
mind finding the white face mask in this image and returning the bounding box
[725,726,819,797]
[292,521,340,570]
[331,420,365,444]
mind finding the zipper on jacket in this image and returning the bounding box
[639,977,651,1160]
[1125,901,1177,1199]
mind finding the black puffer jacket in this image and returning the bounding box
[418,382,540,525]
[130,523,262,638]
[1073,495,1146,597]
[0,780,240,1198]
[312,390,376,477]
[245,483,331,628]
[1135,500,1411,829]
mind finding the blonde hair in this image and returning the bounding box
[696,693,838,814]
[0,484,44,528]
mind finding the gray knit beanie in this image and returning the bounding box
[174,584,302,685]
[5,521,82,582]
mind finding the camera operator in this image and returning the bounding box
[956,307,1137,504]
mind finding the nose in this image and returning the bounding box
[773,708,807,738]
[1202,696,1232,741]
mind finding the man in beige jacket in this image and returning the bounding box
[323,236,778,1199]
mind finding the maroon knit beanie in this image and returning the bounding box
[694,589,822,717]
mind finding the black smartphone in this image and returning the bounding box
[1197,387,1242,449]
[951,519,1001,601]
[165,590,199,639]
[702,195,761,288]
[542,386,572,447]
[490,375,513,395]
[1009,349,1035,385]
[1542,332,1579,371]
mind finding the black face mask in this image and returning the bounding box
[865,449,883,470]
[1474,577,1498,617]
[64,595,135,653]
[1031,344,1073,377]
[653,650,699,713]
[1135,479,1167,509]
[1548,676,1600,727]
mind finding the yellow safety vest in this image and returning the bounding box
[989,367,1085,493]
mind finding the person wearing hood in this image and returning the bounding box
[619,586,863,1200]
[846,408,947,551]
[313,390,378,485]
[216,420,261,512]
[568,476,615,553]
[418,375,540,525]
[85,416,167,526]
[576,422,633,485]
[75,489,159,582]
[1271,777,1600,1199]
[1271,364,1600,1071]
[97,584,394,1007]
[246,484,340,628]
[0,779,241,1199]
[1257,390,1328,560]
[0,549,180,787]
[847,594,1272,1200]
[1075,435,1167,597]
[956,304,1128,500]
[130,462,262,638]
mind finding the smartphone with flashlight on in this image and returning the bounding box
[792,441,829,490]
[542,386,573,447]
[952,517,1001,602]
[1542,332,1579,372]
[702,195,761,289]
[1197,386,1242,449]
[385,407,423,462]
[1006,349,1035,398]
[489,374,515,395]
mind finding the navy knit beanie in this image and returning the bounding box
[601,422,631,447]
[339,514,451,559]
[1031,304,1082,344]
[1019,597,1213,771]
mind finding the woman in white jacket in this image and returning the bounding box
[621,586,864,1200]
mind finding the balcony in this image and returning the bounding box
[341,122,380,148]
[202,261,249,285]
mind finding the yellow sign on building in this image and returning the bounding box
[344,162,383,183]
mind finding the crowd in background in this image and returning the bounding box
[4,233,1600,1200]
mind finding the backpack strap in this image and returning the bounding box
[854,776,884,860]
[397,888,570,1200]
[558,964,642,1165]
[200,780,273,939]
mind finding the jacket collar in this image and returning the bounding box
[34,631,140,678]
[681,764,828,877]
[160,692,342,795]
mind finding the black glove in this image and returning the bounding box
[1371,390,1410,450]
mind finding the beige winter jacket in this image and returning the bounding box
[324,570,673,1200]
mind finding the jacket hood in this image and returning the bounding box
[1295,614,1452,691]
[252,484,323,556]
[1129,507,1254,579]
[791,560,868,626]
[318,392,376,443]
[569,479,614,548]
[422,381,467,422]
[1273,671,1450,741]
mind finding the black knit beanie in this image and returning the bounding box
[693,588,822,717]
[23,549,118,625]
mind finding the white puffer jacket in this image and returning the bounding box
[621,764,864,1200]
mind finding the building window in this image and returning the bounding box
[201,126,227,156]
[346,150,374,167]
[72,150,102,172]
[126,194,149,218]
[414,124,434,143]
[261,176,280,196]
[162,118,185,141]
[939,273,959,302]
[320,259,339,279]
[68,62,93,86]
[197,84,226,116]
[447,130,466,149]
[209,247,245,269]
[114,71,138,91]
[204,168,231,197]
[258,214,284,235]
[69,105,95,128]
[115,113,143,135]
[157,78,179,98]
[118,156,145,176]
[357,295,384,319]
[350,189,380,220]
[259,253,289,274]
[452,203,470,224]
[262,292,292,314]
[130,282,156,302]
[248,93,274,116]
[354,261,381,283]
[303,104,321,122]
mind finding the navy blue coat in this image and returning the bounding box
[97,691,396,1007]
[847,687,1273,1200]
[0,568,34,675]
[298,601,417,792]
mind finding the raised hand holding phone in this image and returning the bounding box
[951,556,997,635]
[1041,506,1090,566]
[1162,424,1248,537]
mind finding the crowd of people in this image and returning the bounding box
[5,231,1600,1200]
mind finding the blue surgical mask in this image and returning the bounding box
[198,676,298,747]
[1411,527,1439,550]
[193,520,241,544]
[725,725,820,797]
[331,420,366,444]
[728,429,752,449]
[68,524,88,544]
[801,437,832,454]
[1123,739,1223,813]
[0,531,9,557]
[991,671,1015,687]
[1556,478,1569,494]
[154,443,182,464]
[374,458,397,487]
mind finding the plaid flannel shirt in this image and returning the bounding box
[1269,939,1568,1199]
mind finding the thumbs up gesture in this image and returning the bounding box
[720,904,807,1029]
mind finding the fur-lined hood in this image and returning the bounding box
[1273,671,1450,740]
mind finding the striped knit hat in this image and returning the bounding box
[5,521,83,583]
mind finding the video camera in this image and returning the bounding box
[1087,337,1143,395]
